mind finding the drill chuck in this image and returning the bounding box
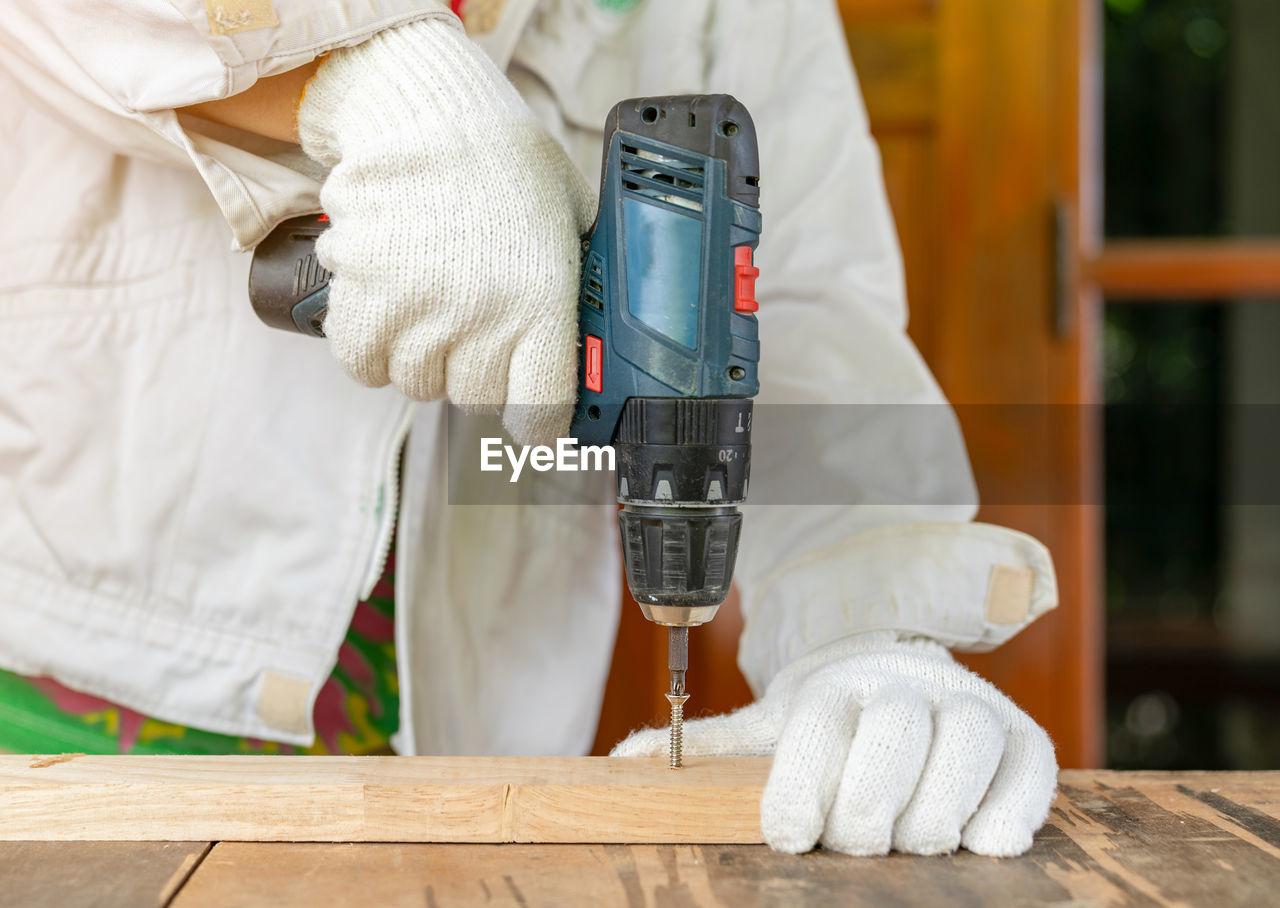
[614,396,752,626]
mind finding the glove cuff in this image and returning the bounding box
[299,14,529,166]
[738,521,1058,696]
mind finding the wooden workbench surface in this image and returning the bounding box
[3,769,1278,906]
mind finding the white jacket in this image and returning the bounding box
[0,0,1057,754]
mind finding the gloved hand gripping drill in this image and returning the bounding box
[249,94,762,767]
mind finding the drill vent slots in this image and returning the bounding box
[620,144,705,213]
[292,252,330,297]
[581,253,605,311]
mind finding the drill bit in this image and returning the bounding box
[666,626,690,768]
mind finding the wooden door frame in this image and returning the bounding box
[920,0,1103,768]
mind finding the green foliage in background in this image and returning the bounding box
[1103,0,1229,632]
[1104,0,1229,238]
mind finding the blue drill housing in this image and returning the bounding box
[569,116,763,448]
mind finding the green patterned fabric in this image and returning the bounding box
[0,547,400,756]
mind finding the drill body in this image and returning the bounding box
[570,96,761,634]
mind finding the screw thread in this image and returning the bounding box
[665,692,689,769]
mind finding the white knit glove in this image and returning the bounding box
[612,632,1058,857]
[299,16,595,444]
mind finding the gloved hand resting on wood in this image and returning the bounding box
[613,631,1058,858]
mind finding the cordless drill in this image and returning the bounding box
[248,95,762,766]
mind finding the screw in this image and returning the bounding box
[666,691,689,768]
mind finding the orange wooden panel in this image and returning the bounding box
[878,130,939,366]
[595,0,1102,770]
[934,0,1100,767]
[845,22,938,126]
[1086,240,1280,299]
[838,0,938,21]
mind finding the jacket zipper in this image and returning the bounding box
[358,403,414,601]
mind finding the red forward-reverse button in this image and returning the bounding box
[734,246,759,313]
[584,334,603,392]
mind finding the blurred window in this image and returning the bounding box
[1105,0,1278,238]
[1103,0,1280,769]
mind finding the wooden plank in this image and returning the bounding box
[169,772,1280,907]
[1086,239,1280,299]
[0,755,768,843]
[0,841,210,908]
[170,842,1086,908]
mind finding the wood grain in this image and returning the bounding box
[0,841,210,908]
[4,771,1279,905]
[164,771,1280,907]
[0,755,769,844]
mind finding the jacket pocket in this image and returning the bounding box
[0,257,221,607]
